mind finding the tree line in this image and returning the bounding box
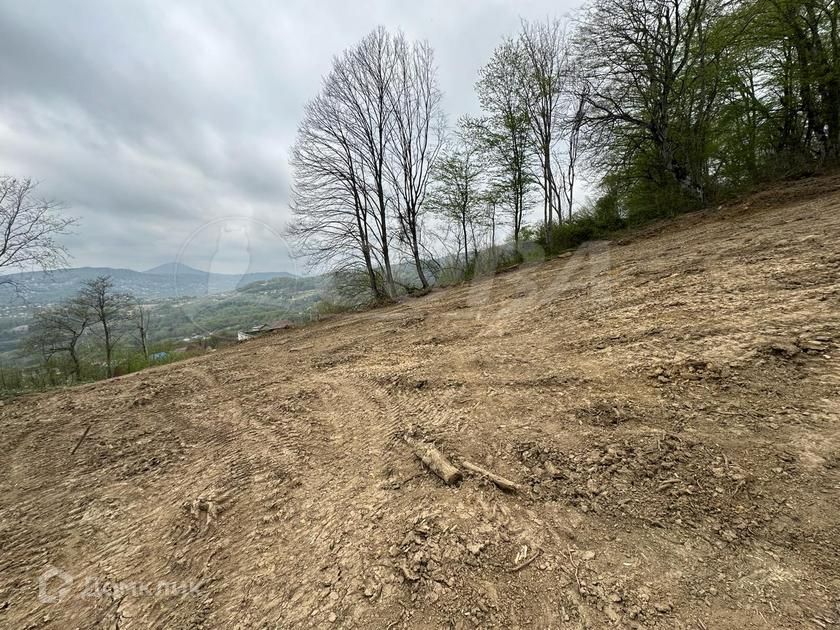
[289,0,839,295]
[22,276,156,384]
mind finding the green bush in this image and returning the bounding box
[314,299,355,317]
[526,196,629,257]
[624,178,701,225]
[493,248,524,273]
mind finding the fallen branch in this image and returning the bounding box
[71,424,92,456]
[407,438,462,485]
[657,478,681,491]
[508,547,541,572]
[462,460,520,493]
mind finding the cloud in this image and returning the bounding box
[0,0,581,274]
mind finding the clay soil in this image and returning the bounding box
[1,175,839,629]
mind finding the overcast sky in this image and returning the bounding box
[0,0,582,275]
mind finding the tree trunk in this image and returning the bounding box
[462,460,520,492]
[412,248,428,289]
[409,222,429,289]
[361,243,380,298]
[462,216,470,270]
[139,322,148,360]
[823,77,840,158]
[69,345,81,381]
[407,438,462,485]
[490,204,496,254]
[103,323,113,378]
[377,200,396,298]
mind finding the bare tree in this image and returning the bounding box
[25,300,91,381]
[78,276,132,378]
[387,36,446,290]
[290,88,383,298]
[0,177,75,286]
[291,28,400,298]
[135,306,152,360]
[290,27,445,297]
[518,20,574,229]
[332,27,400,297]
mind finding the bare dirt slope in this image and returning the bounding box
[2,175,840,629]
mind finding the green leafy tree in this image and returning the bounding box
[474,41,534,246]
[429,140,484,270]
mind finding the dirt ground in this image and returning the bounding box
[1,174,839,629]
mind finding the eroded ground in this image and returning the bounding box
[1,175,839,629]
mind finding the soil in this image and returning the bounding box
[1,174,839,629]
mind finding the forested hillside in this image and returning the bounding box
[289,0,840,297]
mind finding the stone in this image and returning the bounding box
[766,341,800,358]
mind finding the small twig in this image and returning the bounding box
[462,460,520,492]
[564,547,582,589]
[508,547,542,572]
[71,424,92,455]
[289,344,314,352]
[657,478,681,490]
[398,472,427,486]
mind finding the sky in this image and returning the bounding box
[0,0,582,275]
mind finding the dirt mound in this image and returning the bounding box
[1,176,840,628]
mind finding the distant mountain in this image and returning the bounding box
[144,262,295,283]
[0,264,297,308]
[144,262,208,276]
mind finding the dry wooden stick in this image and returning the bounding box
[406,438,462,485]
[71,424,92,455]
[462,460,520,493]
[508,547,542,572]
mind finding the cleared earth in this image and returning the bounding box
[1,175,839,629]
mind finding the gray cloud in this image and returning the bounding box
[0,0,580,274]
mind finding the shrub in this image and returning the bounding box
[313,299,355,318]
[526,198,628,257]
[623,178,701,225]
